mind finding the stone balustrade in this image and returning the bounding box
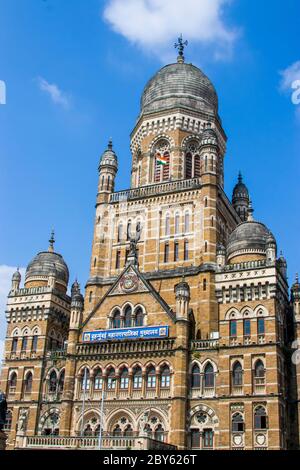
[76,338,176,357]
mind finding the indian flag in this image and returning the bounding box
[156,153,168,166]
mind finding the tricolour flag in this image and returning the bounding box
[156,154,168,166]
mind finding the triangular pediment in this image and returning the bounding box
[108,265,149,296]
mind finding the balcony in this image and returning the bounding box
[17,435,177,451]
[109,178,202,203]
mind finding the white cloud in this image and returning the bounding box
[103,0,238,61]
[37,77,71,108]
[280,61,300,91]
[0,266,26,357]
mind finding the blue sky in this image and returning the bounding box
[0,0,300,349]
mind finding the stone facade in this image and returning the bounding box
[1,50,300,451]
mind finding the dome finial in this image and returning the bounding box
[108,138,113,151]
[175,34,188,63]
[296,273,299,284]
[238,171,243,183]
[48,229,55,253]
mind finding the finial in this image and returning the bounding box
[296,273,299,284]
[238,171,243,183]
[108,138,113,151]
[175,34,188,63]
[247,199,254,221]
[48,229,55,252]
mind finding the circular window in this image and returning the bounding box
[196,412,208,424]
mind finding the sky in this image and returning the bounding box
[0,0,300,356]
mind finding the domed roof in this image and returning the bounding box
[99,139,118,170]
[140,62,218,117]
[25,232,69,287]
[227,219,276,263]
[232,173,249,201]
[12,269,21,281]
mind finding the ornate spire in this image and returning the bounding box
[238,171,243,183]
[175,34,188,63]
[48,229,55,253]
[108,138,113,151]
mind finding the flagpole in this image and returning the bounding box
[80,367,87,437]
[98,387,106,450]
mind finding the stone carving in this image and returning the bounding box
[17,409,28,433]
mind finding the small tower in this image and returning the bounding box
[266,232,277,265]
[175,279,190,321]
[11,269,21,292]
[199,122,219,179]
[70,280,84,330]
[232,172,250,222]
[277,251,288,279]
[216,243,226,269]
[292,274,300,320]
[97,139,118,203]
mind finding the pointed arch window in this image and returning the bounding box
[257,318,265,335]
[81,368,90,391]
[4,410,12,432]
[107,368,116,390]
[11,337,18,353]
[135,308,144,327]
[8,372,17,394]
[204,363,215,388]
[232,362,243,387]
[254,406,268,430]
[124,306,132,328]
[58,370,65,393]
[146,366,156,389]
[21,336,28,352]
[94,369,103,390]
[254,360,265,386]
[175,213,180,235]
[117,223,123,243]
[185,153,193,179]
[191,364,201,389]
[120,368,129,389]
[49,371,58,393]
[184,240,189,261]
[164,243,169,263]
[161,365,171,389]
[133,367,142,389]
[31,335,38,352]
[232,412,245,432]
[184,212,190,233]
[112,310,121,329]
[24,372,33,395]
[165,214,170,236]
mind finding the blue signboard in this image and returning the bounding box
[82,325,169,343]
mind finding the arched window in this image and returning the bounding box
[8,372,17,394]
[184,212,190,233]
[112,425,122,437]
[164,243,169,263]
[184,240,189,261]
[175,213,180,235]
[21,336,28,352]
[120,368,129,389]
[4,410,12,432]
[127,221,132,241]
[135,308,144,327]
[124,425,133,437]
[107,368,116,390]
[194,155,200,177]
[112,310,121,329]
[254,406,268,430]
[81,368,90,391]
[31,335,38,352]
[254,360,265,385]
[47,371,57,394]
[232,413,245,432]
[257,318,265,335]
[230,319,237,337]
[24,372,33,395]
[161,365,170,388]
[94,369,103,390]
[154,424,164,442]
[117,223,123,243]
[203,429,214,449]
[174,241,179,262]
[154,152,170,182]
[232,362,243,386]
[124,306,132,328]
[133,366,142,389]
[191,364,201,389]
[146,366,156,389]
[165,214,170,236]
[58,370,65,393]
[185,153,193,179]
[11,337,18,353]
[204,363,215,388]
